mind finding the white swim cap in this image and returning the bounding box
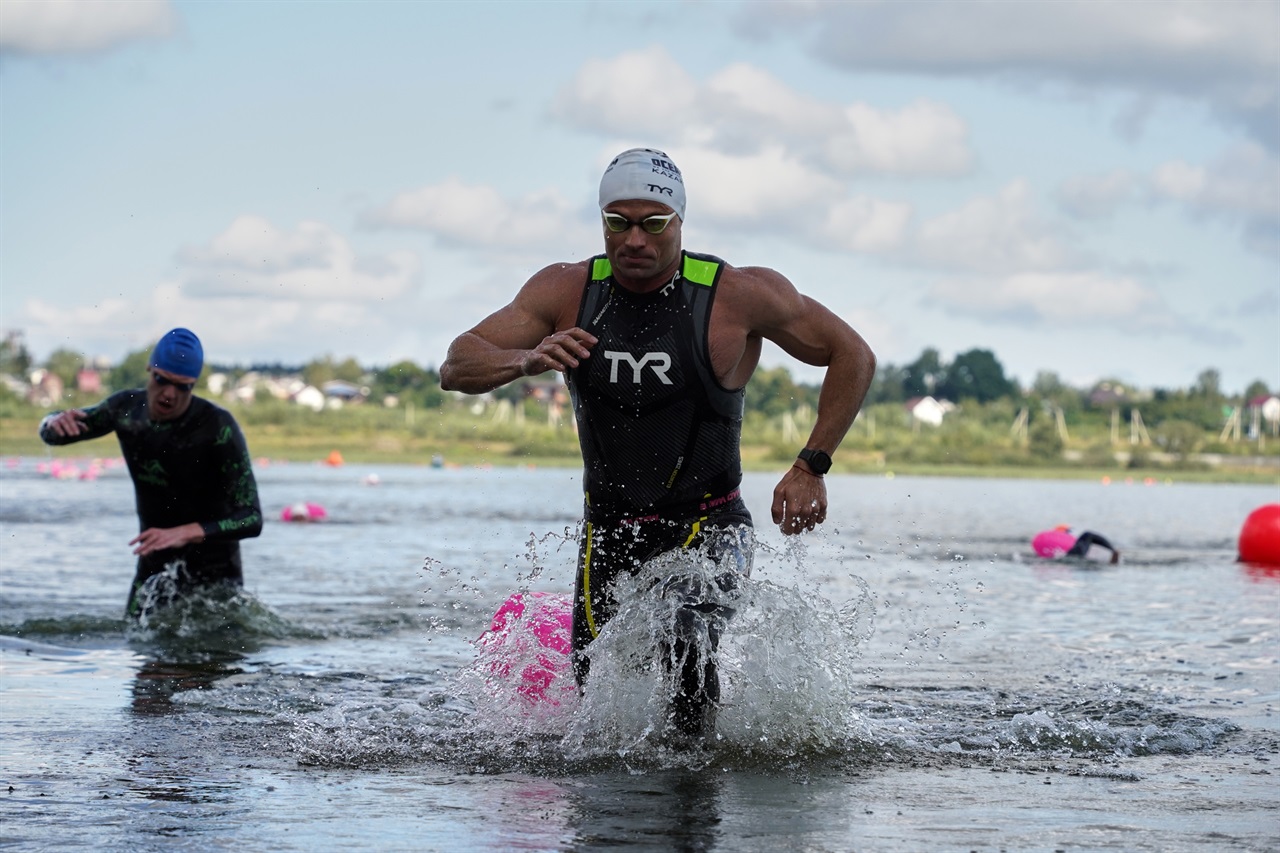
[599,148,686,219]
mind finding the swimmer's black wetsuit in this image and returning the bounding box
[1067,531,1117,560]
[566,252,753,736]
[40,390,263,616]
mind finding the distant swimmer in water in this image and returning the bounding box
[1033,526,1121,564]
[38,328,263,620]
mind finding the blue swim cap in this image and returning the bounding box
[149,328,204,378]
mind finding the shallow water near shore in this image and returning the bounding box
[1,457,1277,851]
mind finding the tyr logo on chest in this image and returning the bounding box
[603,350,673,385]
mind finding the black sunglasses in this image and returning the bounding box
[151,371,195,392]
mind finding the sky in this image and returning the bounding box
[1,0,1277,394]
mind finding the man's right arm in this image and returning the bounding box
[39,399,118,446]
[439,262,595,394]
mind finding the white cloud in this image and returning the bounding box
[550,46,700,138]
[177,216,420,302]
[928,271,1166,328]
[703,62,841,139]
[676,145,844,223]
[1057,170,1139,219]
[914,181,1074,274]
[21,281,305,363]
[0,0,176,55]
[21,274,432,369]
[1151,161,1207,200]
[1153,144,1280,258]
[1060,143,1280,256]
[1149,144,1280,219]
[553,47,974,177]
[179,216,337,274]
[361,178,575,249]
[826,100,972,175]
[737,0,1280,150]
[819,196,913,252]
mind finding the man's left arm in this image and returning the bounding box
[200,415,264,542]
[745,269,876,534]
[132,415,263,557]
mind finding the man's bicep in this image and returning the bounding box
[465,301,558,350]
[748,275,847,367]
[464,269,576,349]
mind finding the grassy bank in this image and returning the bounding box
[4,409,1276,485]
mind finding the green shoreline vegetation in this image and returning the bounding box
[4,402,1276,486]
[2,340,1276,485]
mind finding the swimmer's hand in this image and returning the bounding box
[130,523,205,556]
[43,409,89,438]
[772,465,828,535]
[521,327,597,376]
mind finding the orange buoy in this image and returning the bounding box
[1238,504,1280,565]
[325,450,344,467]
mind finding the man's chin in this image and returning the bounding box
[614,256,658,278]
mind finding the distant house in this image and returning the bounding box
[27,369,63,407]
[1088,382,1128,408]
[1249,395,1280,435]
[523,379,570,407]
[321,380,367,402]
[905,395,952,427]
[294,386,325,412]
[524,378,571,427]
[75,369,102,394]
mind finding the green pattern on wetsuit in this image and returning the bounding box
[40,390,263,595]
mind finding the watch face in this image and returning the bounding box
[800,449,832,475]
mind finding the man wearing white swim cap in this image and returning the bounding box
[441,147,876,743]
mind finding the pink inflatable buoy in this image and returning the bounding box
[280,502,327,522]
[1238,504,1280,565]
[477,591,573,704]
[1032,526,1077,559]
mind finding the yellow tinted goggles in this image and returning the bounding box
[602,211,678,235]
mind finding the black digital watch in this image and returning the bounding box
[796,448,832,476]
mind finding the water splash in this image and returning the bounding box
[279,535,1241,775]
[126,560,303,654]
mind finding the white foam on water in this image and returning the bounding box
[126,559,299,651]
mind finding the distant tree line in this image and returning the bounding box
[0,332,1273,436]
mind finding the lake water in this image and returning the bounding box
[1,456,1277,852]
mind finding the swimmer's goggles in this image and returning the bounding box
[150,371,196,392]
[602,211,679,235]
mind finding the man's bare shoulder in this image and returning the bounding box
[714,263,803,313]
[525,259,591,290]
[506,259,592,330]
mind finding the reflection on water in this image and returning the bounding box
[130,652,246,716]
[2,461,1277,851]
[566,770,726,851]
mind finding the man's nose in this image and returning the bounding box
[623,226,650,246]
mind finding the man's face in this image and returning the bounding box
[146,367,197,422]
[601,200,682,287]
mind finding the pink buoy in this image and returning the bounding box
[1032,526,1077,559]
[1238,504,1280,566]
[280,502,327,522]
[478,591,573,704]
